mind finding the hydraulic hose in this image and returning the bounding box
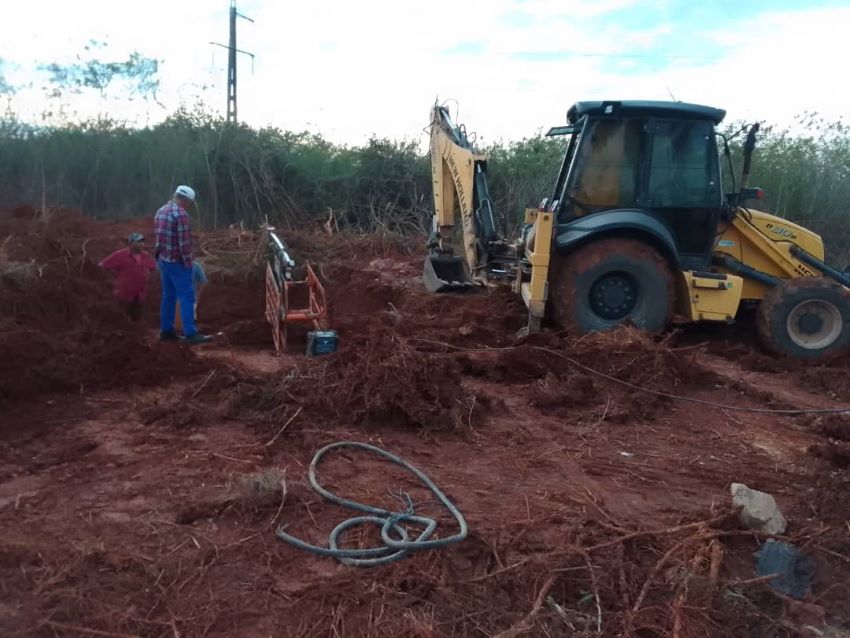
[275,442,468,567]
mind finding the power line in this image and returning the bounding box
[512,51,722,61]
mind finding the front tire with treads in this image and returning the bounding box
[757,277,850,359]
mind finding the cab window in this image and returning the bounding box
[647,120,719,209]
[567,118,644,211]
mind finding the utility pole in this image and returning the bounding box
[211,0,254,124]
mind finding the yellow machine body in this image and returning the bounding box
[714,209,824,301]
[668,209,826,322]
[675,271,743,322]
[515,209,554,324]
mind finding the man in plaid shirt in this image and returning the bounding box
[154,185,212,344]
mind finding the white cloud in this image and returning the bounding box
[611,7,850,126]
[1,1,848,144]
[511,0,639,19]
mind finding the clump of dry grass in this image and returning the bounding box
[175,468,288,526]
[0,235,41,285]
[234,468,287,510]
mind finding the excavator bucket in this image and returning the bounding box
[423,255,475,293]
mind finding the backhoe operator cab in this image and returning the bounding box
[529,100,736,336]
[425,99,850,359]
[550,101,723,270]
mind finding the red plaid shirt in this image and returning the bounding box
[153,201,193,266]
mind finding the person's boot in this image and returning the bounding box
[160,329,179,341]
[184,333,213,345]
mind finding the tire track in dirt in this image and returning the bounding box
[699,351,850,412]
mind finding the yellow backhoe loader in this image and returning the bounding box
[424,100,850,359]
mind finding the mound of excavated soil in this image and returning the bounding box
[0,206,291,406]
[0,208,216,405]
[233,330,483,432]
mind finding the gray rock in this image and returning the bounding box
[731,482,787,535]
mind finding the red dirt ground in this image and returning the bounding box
[1,207,849,637]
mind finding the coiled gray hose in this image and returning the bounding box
[275,441,468,566]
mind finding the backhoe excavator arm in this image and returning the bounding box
[427,105,498,282]
[424,103,553,332]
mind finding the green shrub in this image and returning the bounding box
[0,107,847,264]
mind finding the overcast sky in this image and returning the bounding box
[2,0,849,145]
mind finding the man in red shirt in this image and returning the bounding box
[99,233,157,321]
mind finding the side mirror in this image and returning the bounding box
[726,187,764,208]
[740,187,764,202]
[545,125,575,137]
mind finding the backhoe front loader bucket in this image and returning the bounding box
[423,255,475,293]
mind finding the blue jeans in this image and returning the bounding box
[159,260,197,337]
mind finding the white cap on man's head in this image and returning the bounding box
[175,185,196,201]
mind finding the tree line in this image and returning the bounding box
[0,83,847,261]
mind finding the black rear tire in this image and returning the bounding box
[756,277,850,359]
[548,237,674,334]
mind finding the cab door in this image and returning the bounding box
[644,118,722,270]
